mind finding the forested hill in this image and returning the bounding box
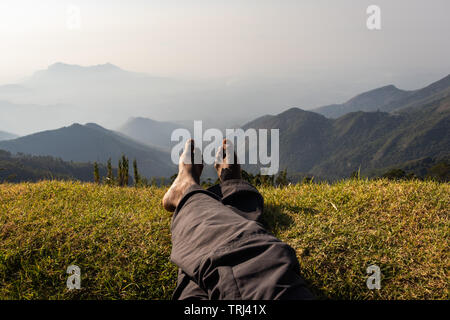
[243,93,449,179]
[0,150,109,182]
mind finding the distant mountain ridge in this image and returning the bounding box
[0,123,175,178]
[314,74,450,118]
[118,117,184,150]
[386,74,450,113]
[243,88,450,179]
[24,62,173,88]
[0,62,191,135]
[1,71,448,180]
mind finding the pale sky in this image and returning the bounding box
[1,0,449,88]
[0,0,449,137]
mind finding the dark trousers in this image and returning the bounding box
[170,179,313,300]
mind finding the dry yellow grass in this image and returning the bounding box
[0,179,448,299]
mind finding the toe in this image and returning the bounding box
[180,139,195,165]
[215,145,224,166]
[224,142,237,164]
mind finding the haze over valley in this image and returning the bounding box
[0,0,448,181]
[1,72,448,181]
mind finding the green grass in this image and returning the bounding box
[0,179,448,299]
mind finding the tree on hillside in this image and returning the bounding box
[93,162,100,184]
[350,166,362,180]
[427,161,450,182]
[123,155,129,186]
[302,176,314,184]
[260,174,274,186]
[382,168,406,180]
[275,169,289,186]
[118,158,123,186]
[106,158,113,185]
[133,159,140,187]
[118,155,129,187]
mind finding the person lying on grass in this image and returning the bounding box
[162,139,313,300]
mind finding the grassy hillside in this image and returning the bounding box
[0,180,448,299]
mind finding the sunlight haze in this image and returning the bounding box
[0,0,449,134]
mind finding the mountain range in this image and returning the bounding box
[0,62,294,134]
[0,63,190,135]
[314,75,450,118]
[0,72,448,180]
[244,74,449,178]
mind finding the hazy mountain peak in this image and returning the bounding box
[91,63,122,72]
[345,84,406,106]
[314,83,413,118]
[68,123,83,128]
[284,106,321,114]
[84,122,107,130]
[243,106,328,131]
[23,62,131,91]
[118,117,184,149]
[280,107,303,115]
[66,123,111,135]
[46,62,122,73]
[278,107,326,120]
[48,62,72,69]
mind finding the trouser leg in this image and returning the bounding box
[172,268,209,300]
[170,183,313,300]
[218,179,264,223]
[172,180,264,300]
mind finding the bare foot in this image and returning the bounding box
[162,139,203,212]
[214,139,241,182]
